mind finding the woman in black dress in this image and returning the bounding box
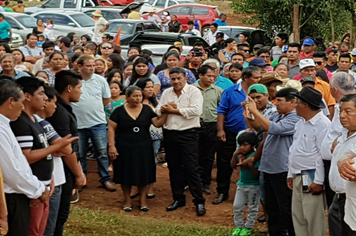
[108,86,167,212]
[32,19,45,35]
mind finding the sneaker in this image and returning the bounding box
[231,227,242,236]
[240,228,252,236]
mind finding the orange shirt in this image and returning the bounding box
[314,77,336,107]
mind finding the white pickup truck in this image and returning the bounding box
[24,0,126,14]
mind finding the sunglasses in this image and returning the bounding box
[102,46,112,49]
[242,49,249,52]
[315,61,323,65]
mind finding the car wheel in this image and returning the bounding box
[202,25,210,36]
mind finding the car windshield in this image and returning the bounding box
[107,22,135,35]
[15,16,37,28]
[71,14,95,27]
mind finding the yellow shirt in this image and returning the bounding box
[128,11,141,19]
[12,5,24,13]
[314,77,336,107]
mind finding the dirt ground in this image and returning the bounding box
[75,159,268,233]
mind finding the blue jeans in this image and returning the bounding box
[152,139,161,164]
[43,185,62,236]
[78,124,111,183]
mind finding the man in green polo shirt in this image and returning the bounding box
[193,64,223,195]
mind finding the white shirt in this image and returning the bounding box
[20,45,43,57]
[148,14,162,25]
[329,129,355,193]
[345,159,356,230]
[71,73,111,129]
[204,30,229,46]
[321,103,342,160]
[186,29,201,37]
[0,113,45,198]
[156,83,203,131]
[94,17,109,37]
[288,111,331,185]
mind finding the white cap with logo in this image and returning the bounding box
[299,59,316,70]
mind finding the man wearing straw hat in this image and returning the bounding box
[92,10,109,44]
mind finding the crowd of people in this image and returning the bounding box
[0,4,355,236]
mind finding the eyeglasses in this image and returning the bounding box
[315,61,323,65]
[242,50,249,53]
[102,46,112,49]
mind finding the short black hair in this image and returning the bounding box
[288,43,301,52]
[275,87,298,101]
[239,31,249,38]
[26,33,38,40]
[169,67,186,76]
[211,23,218,28]
[167,45,181,53]
[231,52,245,61]
[71,53,81,63]
[44,85,57,101]
[340,94,356,105]
[54,70,82,94]
[16,77,44,96]
[339,53,351,62]
[198,64,214,75]
[242,66,260,79]
[276,32,288,43]
[188,20,194,25]
[256,48,270,56]
[229,63,243,71]
[42,41,55,50]
[238,43,250,50]
[193,42,204,48]
[313,51,327,60]
[237,132,258,147]
[142,49,153,57]
[0,78,21,106]
[219,13,226,18]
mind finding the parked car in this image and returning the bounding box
[2,12,37,43]
[208,26,272,49]
[136,0,196,14]
[25,0,124,15]
[99,0,135,6]
[32,11,95,40]
[121,44,192,63]
[83,9,123,20]
[107,19,160,44]
[142,4,220,33]
[9,33,24,49]
[126,31,209,47]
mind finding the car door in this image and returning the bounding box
[167,6,192,29]
[38,0,62,12]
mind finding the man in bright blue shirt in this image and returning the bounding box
[213,66,262,205]
[214,13,227,26]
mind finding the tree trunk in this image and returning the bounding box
[350,0,356,48]
[328,1,335,43]
[293,4,300,43]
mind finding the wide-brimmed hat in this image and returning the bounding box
[92,10,103,17]
[291,86,325,109]
[276,80,302,91]
[148,8,155,13]
[260,72,286,85]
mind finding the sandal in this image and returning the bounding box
[140,206,149,212]
[147,194,155,199]
[123,206,133,212]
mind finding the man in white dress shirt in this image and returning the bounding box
[156,66,206,216]
[287,86,331,236]
[321,72,355,236]
[0,78,49,236]
[330,94,356,235]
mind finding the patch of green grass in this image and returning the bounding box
[64,206,266,236]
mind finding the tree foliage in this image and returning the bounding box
[230,0,351,43]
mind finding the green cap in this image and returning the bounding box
[248,84,268,94]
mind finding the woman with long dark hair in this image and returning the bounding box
[43,52,65,85]
[219,38,237,66]
[107,69,124,84]
[106,53,125,75]
[125,57,161,95]
[33,19,45,35]
[67,32,77,48]
[12,49,33,72]
[136,78,161,199]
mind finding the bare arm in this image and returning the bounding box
[152,114,168,128]
[8,29,12,42]
[218,51,230,63]
[153,84,161,96]
[248,162,259,179]
[217,114,226,142]
[103,98,111,106]
[328,105,334,120]
[24,55,43,64]
[198,20,202,31]
[178,24,183,33]
[108,119,118,160]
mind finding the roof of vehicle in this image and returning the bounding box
[218,26,257,30]
[141,44,192,56]
[134,31,203,38]
[108,19,150,23]
[2,12,32,17]
[83,8,122,12]
[164,3,217,8]
[32,11,88,15]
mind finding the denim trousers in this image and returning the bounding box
[78,124,111,183]
[44,185,62,236]
[233,185,260,229]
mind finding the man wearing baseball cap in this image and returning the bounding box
[300,38,315,59]
[209,32,225,57]
[294,58,336,118]
[249,58,270,75]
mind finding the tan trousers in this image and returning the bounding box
[292,175,326,236]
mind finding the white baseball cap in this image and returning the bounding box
[299,59,316,70]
